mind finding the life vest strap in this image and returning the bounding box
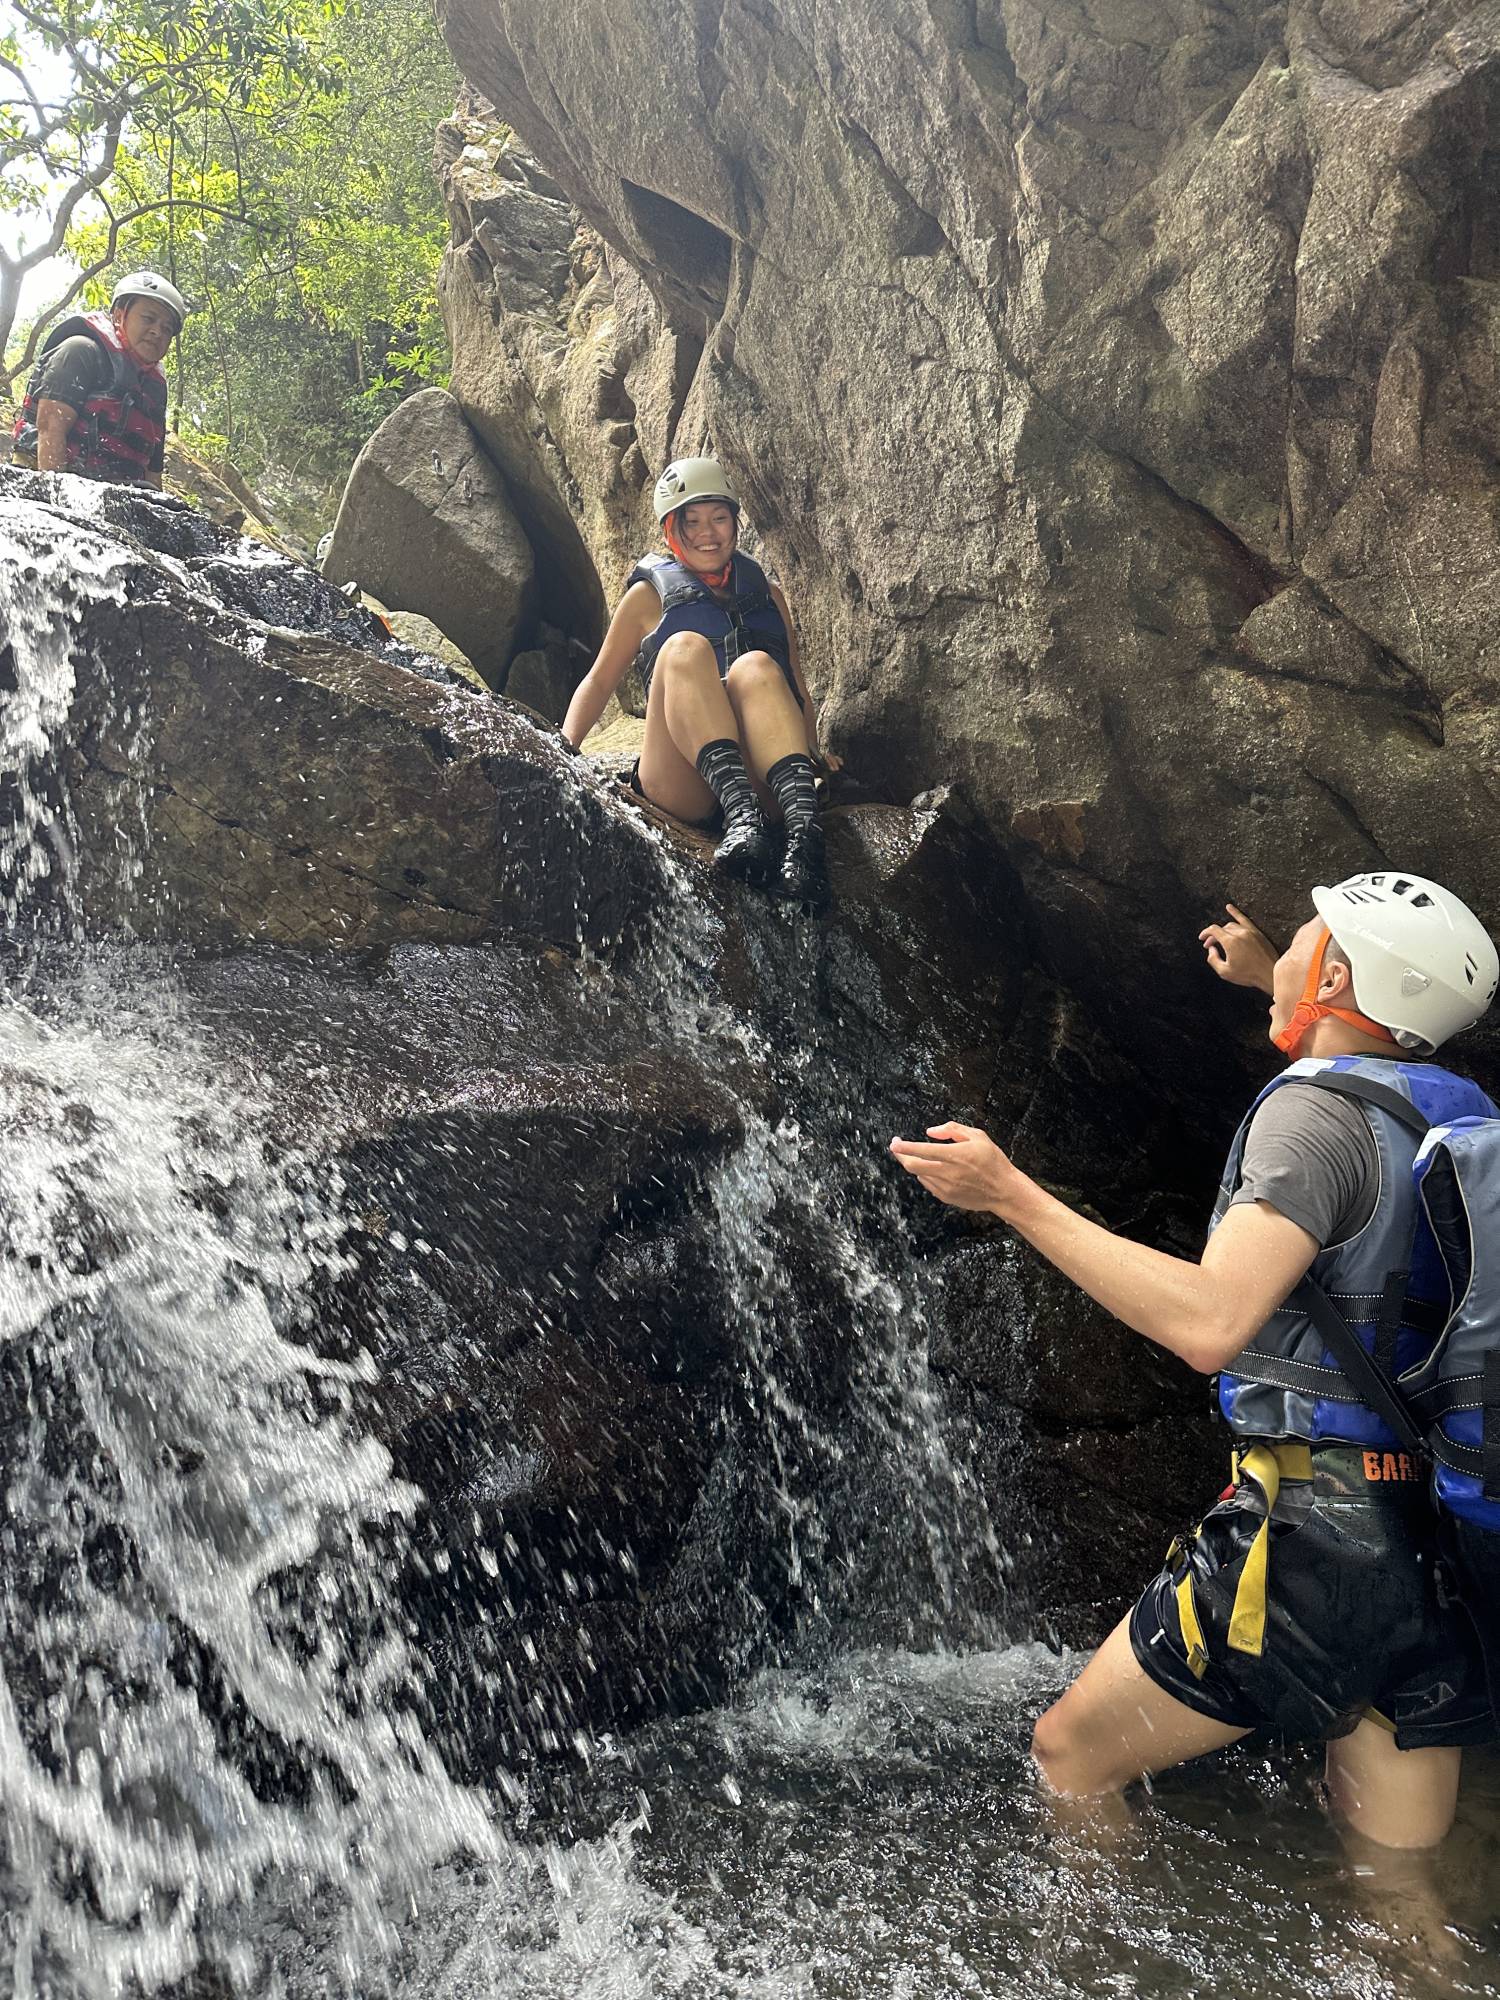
[1296,1067,1433,1138]
[1485,1348,1500,1501]
[1294,1276,1428,1459]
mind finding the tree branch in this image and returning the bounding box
[3,190,256,387]
[0,48,47,122]
[11,109,123,277]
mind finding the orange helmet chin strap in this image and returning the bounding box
[664,510,734,590]
[1272,926,1399,1060]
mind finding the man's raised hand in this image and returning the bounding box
[1199,902,1278,993]
[889,1121,1019,1215]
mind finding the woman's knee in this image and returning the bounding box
[724,650,790,702]
[654,631,718,679]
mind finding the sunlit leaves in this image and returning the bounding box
[4,0,457,521]
[70,0,459,522]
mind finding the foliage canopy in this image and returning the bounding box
[3,0,459,527]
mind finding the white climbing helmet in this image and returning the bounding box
[653,455,738,523]
[110,270,190,327]
[1313,871,1499,1052]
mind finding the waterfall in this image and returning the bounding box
[0,472,1003,1994]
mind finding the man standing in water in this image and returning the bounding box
[892,874,1497,1847]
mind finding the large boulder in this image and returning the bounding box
[430,3,1500,1109]
[0,462,1232,1757]
[322,387,538,687]
[1,467,654,953]
[435,113,702,633]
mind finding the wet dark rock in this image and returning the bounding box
[3,465,1234,1776]
[0,468,662,955]
[504,621,593,723]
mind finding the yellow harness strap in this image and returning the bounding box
[1175,1569,1209,1679]
[1226,1442,1312,1657]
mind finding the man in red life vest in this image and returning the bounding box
[12,270,188,491]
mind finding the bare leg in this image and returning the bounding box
[637,633,736,820]
[1031,1613,1249,1798]
[1330,1726,1464,1970]
[724,652,808,805]
[1324,1718,1460,1850]
[723,651,828,905]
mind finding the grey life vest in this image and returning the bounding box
[1407,1117,1500,1525]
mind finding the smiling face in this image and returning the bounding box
[114,296,179,367]
[672,499,737,572]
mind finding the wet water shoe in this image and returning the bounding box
[776,820,829,912]
[713,815,778,886]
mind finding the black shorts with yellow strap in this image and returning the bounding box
[1129,1442,1493,1748]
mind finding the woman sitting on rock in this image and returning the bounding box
[562,456,831,907]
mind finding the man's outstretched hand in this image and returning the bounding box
[889,1122,1022,1215]
[1199,902,1278,993]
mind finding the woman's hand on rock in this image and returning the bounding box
[1199,902,1278,993]
[889,1121,1017,1214]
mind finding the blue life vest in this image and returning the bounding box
[1214,1055,1497,1450]
[1408,1118,1500,1528]
[628,552,791,679]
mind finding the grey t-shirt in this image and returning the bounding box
[1228,1082,1379,1246]
[32,335,111,411]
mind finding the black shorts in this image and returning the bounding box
[1443,1516,1500,1725]
[1130,1446,1494,1749]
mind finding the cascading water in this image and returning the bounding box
[0,475,1004,1995]
[0,994,503,1995]
[5,467,1496,2000]
[0,499,125,933]
[0,495,513,1994]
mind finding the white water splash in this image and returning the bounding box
[0,498,129,929]
[0,994,507,1996]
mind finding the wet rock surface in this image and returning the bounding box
[2,467,657,955]
[1,467,1253,1778]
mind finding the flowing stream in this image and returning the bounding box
[0,478,1497,1998]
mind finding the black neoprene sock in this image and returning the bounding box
[696,738,763,827]
[766,751,819,833]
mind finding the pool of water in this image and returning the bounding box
[449,1644,1500,2000]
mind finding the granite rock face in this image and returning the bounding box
[430,1,1500,1091]
[323,387,538,688]
[434,114,699,635]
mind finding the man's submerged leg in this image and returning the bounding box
[1031,1613,1250,1798]
[1325,1716,1461,1849]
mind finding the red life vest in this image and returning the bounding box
[12,310,168,484]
